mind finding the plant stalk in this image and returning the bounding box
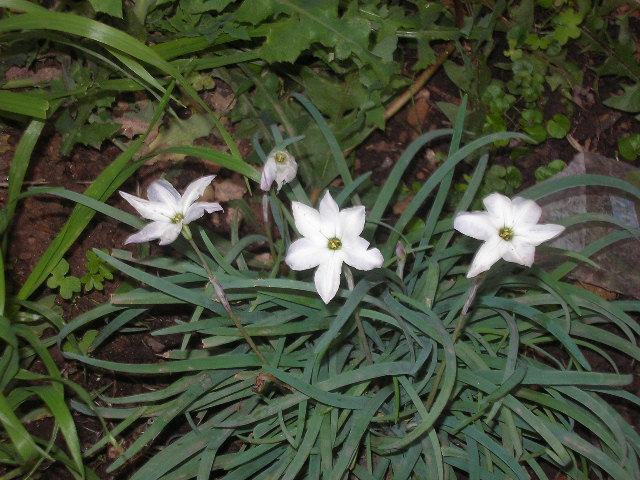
[344,266,374,365]
[184,227,269,365]
[262,194,278,262]
[425,275,482,410]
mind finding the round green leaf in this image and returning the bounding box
[619,133,640,161]
[546,113,571,139]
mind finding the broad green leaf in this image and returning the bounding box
[603,82,640,113]
[0,90,49,119]
[89,0,122,18]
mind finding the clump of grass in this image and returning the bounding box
[56,100,640,479]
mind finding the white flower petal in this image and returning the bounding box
[511,197,542,226]
[124,221,170,244]
[318,191,340,238]
[454,212,497,241]
[184,202,223,224]
[502,239,535,267]
[467,237,509,278]
[286,238,329,270]
[275,158,297,191]
[343,236,383,271]
[119,191,171,222]
[338,205,366,239]
[158,223,183,245]
[517,223,565,246]
[314,252,344,303]
[120,176,223,246]
[147,179,181,210]
[180,175,216,211]
[292,201,325,242]
[261,151,297,192]
[260,158,276,191]
[483,193,513,226]
[287,192,382,303]
[456,192,566,276]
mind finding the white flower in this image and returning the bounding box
[286,191,384,303]
[119,175,222,245]
[454,192,565,278]
[260,149,297,192]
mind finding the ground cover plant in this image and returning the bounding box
[0,1,639,479]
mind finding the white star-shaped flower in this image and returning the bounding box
[260,149,297,192]
[454,192,565,278]
[286,191,384,303]
[119,175,222,245]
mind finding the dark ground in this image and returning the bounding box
[1,58,639,479]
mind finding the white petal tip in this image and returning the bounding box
[124,235,145,245]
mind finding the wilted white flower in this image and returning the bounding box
[286,191,384,303]
[260,149,297,192]
[454,192,565,278]
[119,175,222,245]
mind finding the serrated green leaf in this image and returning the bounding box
[72,122,121,149]
[259,1,378,76]
[371,35,398,63]
[235,0,276,24]
[89,0,122,18]
[603,83,640,113]
[146,113,216,159]
[260,17,311,63]
[300,69,366,120]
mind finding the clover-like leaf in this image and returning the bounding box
[552,8,583,45]
[535,159,567,182]
[47,259,81,300]
[82,250,115,292]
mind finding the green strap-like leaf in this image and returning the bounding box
[0,90,49,118]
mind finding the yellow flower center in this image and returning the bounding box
[327,237,342,250]
[274,151,288,164]
[499,227,514,241]
[171,213,185,224]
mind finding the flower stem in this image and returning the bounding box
[344,266,374,365]
[183,227,269,365]
[262,194,277,262]
[424,276,482,410]
[424,312,467,411]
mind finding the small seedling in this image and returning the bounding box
[535,159,567,182]
[47,259,81,300]
[63,329,99,356]
[81,249,114,292]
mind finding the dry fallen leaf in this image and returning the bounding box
[406,90,431,129]
[5,65,62,84]
[393,195,413,215]
[576,281,617,300]
[213,179,247,202]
